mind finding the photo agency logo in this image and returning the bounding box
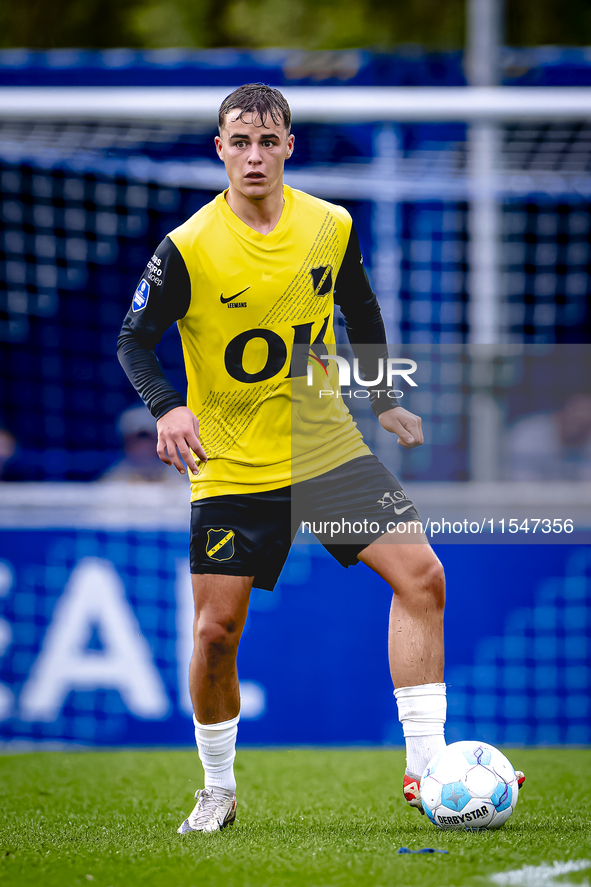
[306,354,418,403]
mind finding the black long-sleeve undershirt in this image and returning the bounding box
[117,236,189,420]
[333,224,396,416]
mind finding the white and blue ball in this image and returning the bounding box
[420,741,519,831]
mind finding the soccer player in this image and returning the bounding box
[118,83,447,832]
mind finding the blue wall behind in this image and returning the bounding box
[0,529,588,747]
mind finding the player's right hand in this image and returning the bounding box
[156,406,207,475]
[378,406,424,449]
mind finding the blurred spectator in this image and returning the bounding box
[101,405,186,484]
[0,428,18,480]
[505,393,591,480]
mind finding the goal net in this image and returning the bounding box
[1,90,590,482]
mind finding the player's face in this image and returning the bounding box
[215,111,294,201]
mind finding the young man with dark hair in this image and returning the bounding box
[118,83,448,833]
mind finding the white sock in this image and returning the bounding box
[394,683,447,777]
[193,713,239,792]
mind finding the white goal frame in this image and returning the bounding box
[0,86,591,122]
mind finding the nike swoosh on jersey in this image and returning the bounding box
[220,287,250,304]
[393,503,414,515]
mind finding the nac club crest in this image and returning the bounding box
[310,265,333,296]
[206,528,236,561]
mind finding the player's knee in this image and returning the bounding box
[395,552,445,611]
[420,557,445,611]
[194,617,241,665]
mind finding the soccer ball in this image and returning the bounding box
[420,741,519,831]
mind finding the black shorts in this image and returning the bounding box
[189,455,421,591]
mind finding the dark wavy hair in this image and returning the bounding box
[218,83,291,133]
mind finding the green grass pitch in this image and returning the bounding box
[1,748,590,887]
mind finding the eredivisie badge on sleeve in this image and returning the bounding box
[133,280,150,312]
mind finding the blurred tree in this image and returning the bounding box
[0,0,144,48]
[1,0,591,50]
[131,0,229,48]
[133,0,466,50]
[507,0,591,46]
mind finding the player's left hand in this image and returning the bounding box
[378,406,423,448]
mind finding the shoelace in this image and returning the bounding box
[189,788,231,829]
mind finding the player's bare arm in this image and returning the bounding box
[156,406,207,475]
[378,406,424,449]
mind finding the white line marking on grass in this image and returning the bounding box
[491,859,591,886]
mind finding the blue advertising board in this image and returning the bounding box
[0,526,588,748]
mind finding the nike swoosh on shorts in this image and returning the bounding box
[393,503,414,515]
[220,287,250,304]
